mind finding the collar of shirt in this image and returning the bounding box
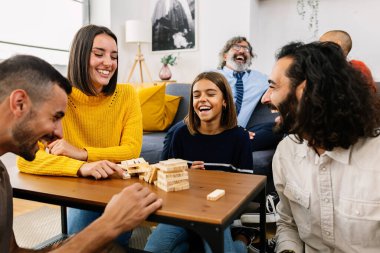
[294,137,351,165]
[222,66,251,77]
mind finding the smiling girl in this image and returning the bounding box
[144,72,254,253]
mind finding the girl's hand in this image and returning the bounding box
[47,139,88,161]
[190,161,205,170]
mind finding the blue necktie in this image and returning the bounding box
[233,72,245,115]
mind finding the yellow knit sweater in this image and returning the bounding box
[17,84,143,176]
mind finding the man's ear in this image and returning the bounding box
[296,80,306,101]
[223,53,228,61]
[9,89,30,117]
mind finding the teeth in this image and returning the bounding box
[98,69,110,75]
[199,106,210,110]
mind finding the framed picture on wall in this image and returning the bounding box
[151,0,196,52]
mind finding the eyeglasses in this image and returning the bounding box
[231,44,250,53]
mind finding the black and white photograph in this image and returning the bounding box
[151,0,196,52]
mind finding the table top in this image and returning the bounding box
[9,168,266,225]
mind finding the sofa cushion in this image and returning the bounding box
[138,84,181,131]
[166,83,192,126]
[140,132,167,164]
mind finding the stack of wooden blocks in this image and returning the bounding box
[120,158,190,192]
[154,159,190,192]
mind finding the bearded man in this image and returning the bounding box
[261,41,380,253]
[217,36,268,128]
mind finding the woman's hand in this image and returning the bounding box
[190,161,205,170]
[78,160,124,179]
[47,139,88,161]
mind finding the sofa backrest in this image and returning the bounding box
[166,83,192,126]
[246,99,278,129]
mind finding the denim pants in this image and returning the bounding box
[144,223,247,253]
[67,208,132,247]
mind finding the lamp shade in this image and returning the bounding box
[125,20,151,43]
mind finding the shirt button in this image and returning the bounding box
[324,198,329,203]
[326,231,331,236]
[355,210,361,216]
[321,167,326,171]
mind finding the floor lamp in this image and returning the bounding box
[125,20,153,84]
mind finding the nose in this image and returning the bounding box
[54,121,64,139]
[261,88,272,104]
[103,56,113,67]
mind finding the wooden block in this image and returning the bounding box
[121,158,149,169]
[207,189,225,201]
[157,170,188,182]
[148,167,158,184]
[126,164,151,174]
[157,158,188,172]
[122,171,131,179]
[156,180,190,192]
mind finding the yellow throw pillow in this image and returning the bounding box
[138,84,181,131]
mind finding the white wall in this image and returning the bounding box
[251,0,380,80]
[103,0,251,83]
[91,0,380,83]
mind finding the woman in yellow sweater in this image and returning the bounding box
[17,25,142,248]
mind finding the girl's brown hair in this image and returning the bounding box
[186,71,237,135]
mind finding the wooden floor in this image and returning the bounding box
[13,198,58,217]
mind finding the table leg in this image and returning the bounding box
[61,206,67,234]
[189,223,224,252]
[259,187,267,252]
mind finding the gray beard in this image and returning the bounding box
[226,58,251,72]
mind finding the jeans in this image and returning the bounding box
[144,223,247,253]
[67,208,132,247]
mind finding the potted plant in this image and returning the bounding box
[159,54,177,80]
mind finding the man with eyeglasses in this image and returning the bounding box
[217,36,268,131]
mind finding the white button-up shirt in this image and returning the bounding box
[273,135,380,253]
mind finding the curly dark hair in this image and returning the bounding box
[277,41,380,150]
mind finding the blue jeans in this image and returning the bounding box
[67,208,132,247]
[144,223,247,253]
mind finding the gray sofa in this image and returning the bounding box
[140,83,279,173]
[141,83,192,164]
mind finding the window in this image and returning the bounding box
[0,0,88,65]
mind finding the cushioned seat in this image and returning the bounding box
[141,83,191,163]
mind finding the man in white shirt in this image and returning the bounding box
[261,41,380,253]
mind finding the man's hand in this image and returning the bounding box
[78,161,124,179]
[248,131,255,140]
[48,184,162,252]
[101,183,162,233]
[190,161,205,170]
[47,139,88,161]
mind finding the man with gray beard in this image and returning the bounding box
[216,36,268,129]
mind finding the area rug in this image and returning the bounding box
[13,206,61,248]
[13,206,151,250]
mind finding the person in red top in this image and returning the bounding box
[320,30,377,93]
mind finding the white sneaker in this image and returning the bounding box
[241,193,279,224]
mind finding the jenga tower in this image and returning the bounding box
[155,159,190,192]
